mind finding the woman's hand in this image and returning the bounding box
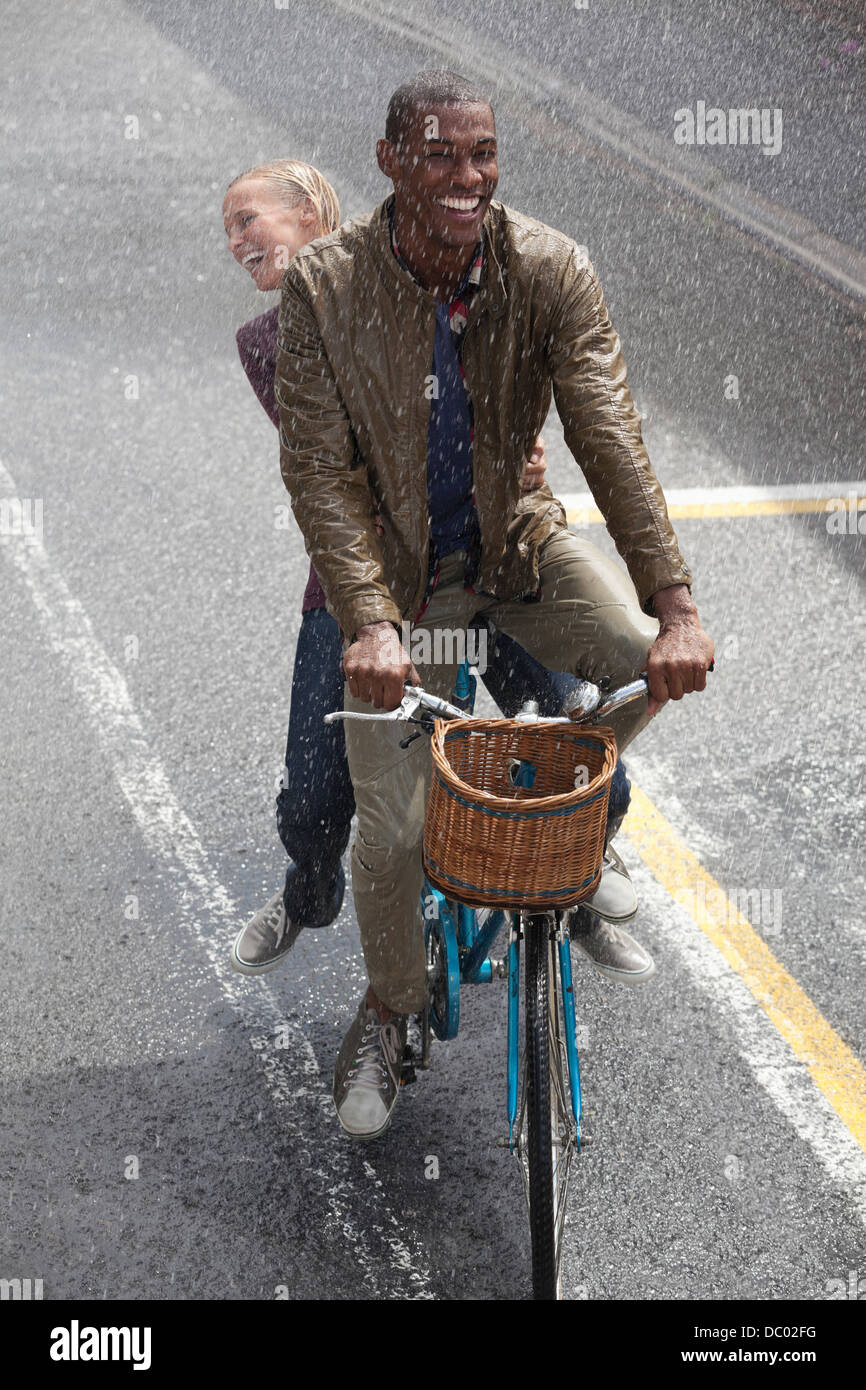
[520,435,546,493]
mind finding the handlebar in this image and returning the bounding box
[324,673,660,730]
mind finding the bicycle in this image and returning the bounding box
[327,665,650,1300]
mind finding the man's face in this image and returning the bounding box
[380,101,498,250]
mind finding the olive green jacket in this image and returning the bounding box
[275,195,691,638]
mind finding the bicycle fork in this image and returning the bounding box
[507,911,582,1151]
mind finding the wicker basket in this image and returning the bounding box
[423,717,618,910]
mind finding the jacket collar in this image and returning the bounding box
[370,195,507,319]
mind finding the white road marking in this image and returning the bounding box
[0,457,434,1300]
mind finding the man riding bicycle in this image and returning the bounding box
[276,70,714,1140]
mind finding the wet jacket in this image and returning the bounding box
[275,195,691,639]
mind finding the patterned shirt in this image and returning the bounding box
[390,209,484,613]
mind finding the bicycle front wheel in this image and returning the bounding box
[524,917,557,1299]
[520,914,577,1300]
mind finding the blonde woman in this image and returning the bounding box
[223,159,634,979]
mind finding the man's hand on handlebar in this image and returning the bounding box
[343,621,420,711]
[645,584,715,718]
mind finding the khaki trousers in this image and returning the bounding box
[344,530,659,1013]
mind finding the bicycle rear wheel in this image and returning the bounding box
[520,914,577,1300]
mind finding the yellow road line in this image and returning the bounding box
[625,783,866,1153]
[566,496,866,524]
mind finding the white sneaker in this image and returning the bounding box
[333,999,407,1139]
[231,890,301,975]
[585,843,637,922]
[570,911,657,985]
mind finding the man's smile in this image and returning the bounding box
[431,191,490,230]
[435,194,482,211]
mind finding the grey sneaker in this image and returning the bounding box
[231,890,302,975]
[584,843,638,922]
[333,998,407,1140]
[569,908,656,985]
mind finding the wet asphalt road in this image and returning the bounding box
[1,0,864,1303]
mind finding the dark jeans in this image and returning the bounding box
[276,608,354,924]
[276,608,630,924]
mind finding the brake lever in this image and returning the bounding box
[324,690,425,726]
[323,708,402,724]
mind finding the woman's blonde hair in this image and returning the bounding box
[226,159,340,237]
